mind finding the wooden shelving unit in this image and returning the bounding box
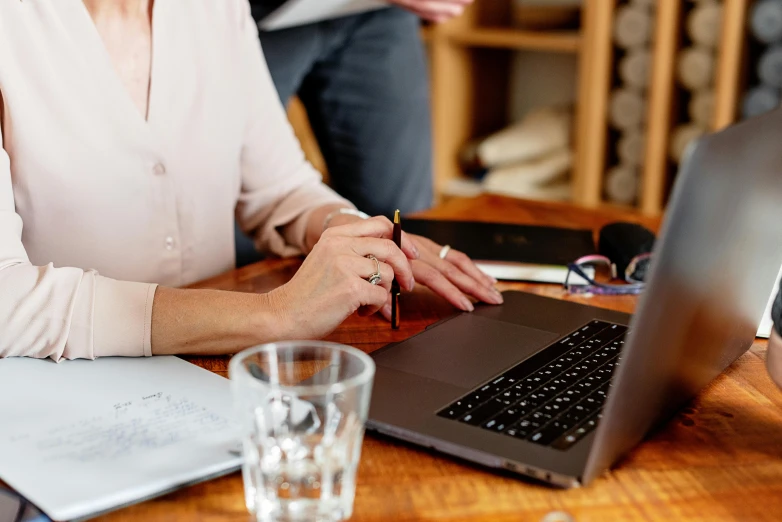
[447,28,581,52]
[288,0,758,217]
[713,0,750,131]
[641,0,682,215]
[425,0,610,208]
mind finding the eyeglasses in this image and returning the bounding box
[564,253,651,296]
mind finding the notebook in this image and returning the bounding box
[259,0,388,31]
[403,218,596,284]
[0,357,241,521]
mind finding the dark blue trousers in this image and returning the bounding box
[236,7,434,266]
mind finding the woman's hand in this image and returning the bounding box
[377,233,503,320]
[390,0,474,23]
[268,217,419,340]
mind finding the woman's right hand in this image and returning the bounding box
[267,217,419,340]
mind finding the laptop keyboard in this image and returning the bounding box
[437,320,626,451]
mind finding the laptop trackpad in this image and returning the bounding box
[374,314,559,389]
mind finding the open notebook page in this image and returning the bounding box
[0,356,241,521]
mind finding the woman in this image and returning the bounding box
[0,0,502,360]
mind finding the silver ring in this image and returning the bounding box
[439,244,452,260]
[365,254,382,285]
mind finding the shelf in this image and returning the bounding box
[446,28,581,53]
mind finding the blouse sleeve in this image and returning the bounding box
[0,125,157,360]
[233,2,352,258]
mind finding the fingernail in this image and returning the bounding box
[490,276,498,284]
[412,242,420,259]
[381,304,392,319]
[491,288,504,304]
[408,276,416,291]
[461,297,474,312]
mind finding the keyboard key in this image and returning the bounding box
[483,406,528,432]
[515,418,541,431]
[460,398,505,426]
[530,410,552,422]
[528,421,571,445]
[504,426,530,439]
[551,413,602,450]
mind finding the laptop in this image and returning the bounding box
[367,108,782,487]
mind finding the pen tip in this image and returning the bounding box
[394,209,400,224]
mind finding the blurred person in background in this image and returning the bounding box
[234,0,473,265]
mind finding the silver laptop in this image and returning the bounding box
[367,108,782,487]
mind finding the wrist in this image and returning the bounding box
[250,285,295,344]
[322,207,370,232]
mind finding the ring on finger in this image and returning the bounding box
[365,254,382,285]
[439,244,452,260]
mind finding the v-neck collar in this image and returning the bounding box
[62,0,161,133]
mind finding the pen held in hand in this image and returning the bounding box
[392,209,401,329]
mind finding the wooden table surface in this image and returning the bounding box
[95,195,782,522]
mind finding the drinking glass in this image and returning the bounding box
[229,341,375,522]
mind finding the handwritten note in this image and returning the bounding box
[0,357,242,521]
[12,394,229,464]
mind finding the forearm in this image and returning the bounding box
[150,286,287,356]
[291,203,362,253]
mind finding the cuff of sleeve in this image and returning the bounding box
[260,184,352,257]
[93,277,158,358]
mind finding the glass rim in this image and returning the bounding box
[228,340,376,396]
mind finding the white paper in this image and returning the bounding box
[260,0,388,31]
[0,357,242,521]
[757,265,782,338]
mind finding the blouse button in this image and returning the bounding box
[153,163,167,176]
[165,237,175,250]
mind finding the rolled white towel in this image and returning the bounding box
[686,2,722,49]
[758,45,782,88]
[614,4,653,49]
[750,0,782,44]
[689,89,715,126]
[609,88,646,130]
[741,84,781,118]
[605,165,639,205]
[677,46,716,91]
[618,48,651,91]
[474,107,572,169]
[617,130,646,166]
[482,148,573,196]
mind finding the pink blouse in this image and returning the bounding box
[0,0,349,360]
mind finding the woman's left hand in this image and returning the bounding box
[378,232,504,320]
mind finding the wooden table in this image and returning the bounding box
[97,195,782,522]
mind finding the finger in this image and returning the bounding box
[403,1,467,20]
[358,281,392,317]
[348,271,391,317]
[349,237,416,291]
[414,234,497,288]
[447,249,498,288]
[418,247,503,305]
[379,294,393,322]
[349,255,394,294]
[412,260,474,312]
[324,216,420,260]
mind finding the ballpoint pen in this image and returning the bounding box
[391,209,401,329]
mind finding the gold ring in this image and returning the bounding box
[439,245,452,260]
[365,254,382,285]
